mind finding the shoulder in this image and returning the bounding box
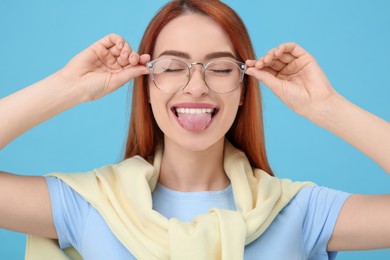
[245,185,350,259]
[45,176,92,250]
[291,185,351,216]
[45,175,88,203]
[45,175,91,218]
[290,185,351,258]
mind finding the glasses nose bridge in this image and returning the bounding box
[187,61,207,83]
[183,61,209,94]
[188,62,206,76]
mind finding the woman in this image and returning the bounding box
[1,0,389,259]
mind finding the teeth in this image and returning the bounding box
[176,108,214,114]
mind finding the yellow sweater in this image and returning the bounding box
[26,141,312,259]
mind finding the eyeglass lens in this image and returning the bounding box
[151,59,242,93]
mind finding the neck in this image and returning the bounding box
[158,137,230,192]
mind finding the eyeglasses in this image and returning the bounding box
[146,58,247,94]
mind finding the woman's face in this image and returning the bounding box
[149,13,243,152]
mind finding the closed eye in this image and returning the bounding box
[209,69,233,73]
[165,68,186,73]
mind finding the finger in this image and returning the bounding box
[245,60,256,67]
[274,42,307,58]
[258,49,296,72]
[139,54,151,65]
[262,67,278,77]
[279,56,310,76]
[276,53,296,64]
[99,65,150,96]
[126,64,150,76]
[122,41,133,55]
[109,43,122,57]
[268,60,287,72]
[256,48,282,69]
[255,58,265,69]
[246,66,277,77]
[98,34,125,50]
[88,43,122,71]
[117,42,132,67]
[117,49,130,67]
[112,65,150,87]
[129,52,140,65]
[245,67,283,97]
[262,44,303,66]
[263,48,281,66]
[107,36,132,59]
[88,34,126,67]
[118,41,132,62]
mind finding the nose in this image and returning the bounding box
[183,64,209,97]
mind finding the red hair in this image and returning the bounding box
[124,0,273,176]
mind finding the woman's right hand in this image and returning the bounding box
[0,34,150,150]
[60,33,150,101]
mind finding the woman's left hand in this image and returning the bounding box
[245,43,337,119]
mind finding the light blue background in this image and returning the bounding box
[0,0,389,259]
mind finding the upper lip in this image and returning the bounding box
[172,102,218,109]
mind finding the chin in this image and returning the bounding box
[164,133,225,153]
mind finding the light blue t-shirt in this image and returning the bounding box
[46,176,350,260]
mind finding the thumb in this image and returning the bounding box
[114,65,149,86]
[245,67,283,97]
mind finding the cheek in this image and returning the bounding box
[221,90,243,126]
[149,87,163,117]
[149,86,172,130]
[230,87,244,110]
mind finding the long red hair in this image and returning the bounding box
[124,0,273,176]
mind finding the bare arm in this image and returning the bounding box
[0,33,150,149]
[245,44,390,174]
[0,72,82,149]
[0,172,56,238]
[328,194,390,251]
[0,34,150,237]
[307,92,390,174]
[245,43,390,251]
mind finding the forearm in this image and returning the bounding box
[309,93,390,174]
[0,71,84,149]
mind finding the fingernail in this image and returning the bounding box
[130,55,136,63]
[245,60,254,66]
[245,69,253,75]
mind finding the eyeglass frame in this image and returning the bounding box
[146,57,247,94]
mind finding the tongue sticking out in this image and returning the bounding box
[177,113,212,132]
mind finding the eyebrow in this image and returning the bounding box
[157,50,237,60]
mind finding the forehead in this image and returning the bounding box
[153,13,235,60]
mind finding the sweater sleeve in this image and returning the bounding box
[45,176,91,251]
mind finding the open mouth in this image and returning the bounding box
[171,107,218,117]
[171,105,219,132]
